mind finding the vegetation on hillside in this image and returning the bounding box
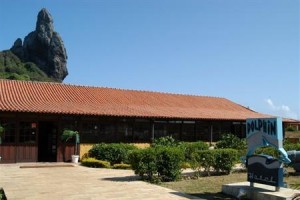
[0,50,54,82]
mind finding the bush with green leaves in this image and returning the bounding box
[0,187,7,200]
[284,140,300,151]
[285,126,297,132]
[212,149,238,174]
[156,147,184,181]
[129,148,158,182]
[216,133,246,149]
[129,146,184,182]
[216,133,246,159]
[81,157,110,168]
[253,141,300,161]
[112,163,132,170]
[180,162,191,169]
[151,136,179,147]
[89,143,137,165]
[254,147,280,158]
[191,150,216,176]
[191,149,239,176]
[178,141,209,161]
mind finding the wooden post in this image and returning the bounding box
[210,124,213,146]
[151,120,155,142]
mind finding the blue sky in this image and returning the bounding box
[1,0,299,120]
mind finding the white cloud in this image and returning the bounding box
[266,98,275,109]
[281,105,290,112]
[264,98,298,119]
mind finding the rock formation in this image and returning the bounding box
[11,8,68,82]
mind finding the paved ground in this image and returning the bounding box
[0,163,199,200]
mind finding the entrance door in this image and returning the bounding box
[38,122,57,162]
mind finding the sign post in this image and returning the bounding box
[245,118,291,191]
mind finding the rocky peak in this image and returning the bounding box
[10,8,68,82]
[36,8,54,46]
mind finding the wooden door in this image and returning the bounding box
[16,122,38,162]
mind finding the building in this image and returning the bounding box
[0,79,292,163]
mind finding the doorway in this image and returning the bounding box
[38,122,57,162]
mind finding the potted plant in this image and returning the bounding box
[61,129,80,163]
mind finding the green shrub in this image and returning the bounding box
[129,146,184,182]
[286,126,297,132]
[156,147,184,182]
[216,133,246,150]
[151,136,178,147]
[179,141,209,161]
[81,157,110,168]
[254,147,280,158]
[128,148,158,182]
[112,163,132,170]
[180,162,191,169]
[0,51,56,82]
[0,188,7,200]
[212,149,238,174]
[284,141,300,151]
[191,150,216,176]
[89,143,137,164]
[191,149,239,176]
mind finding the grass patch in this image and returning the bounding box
[161,168,300,200]
[162,172,246,199]
[286,171,300,190]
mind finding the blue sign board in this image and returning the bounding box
[245,117,290,188]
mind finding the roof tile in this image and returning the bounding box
[0,79,272,120]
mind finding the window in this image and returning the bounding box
[115,122,133,142]
[168,122,181,140]
[80,122,100,143]
[19,122,37,143]
[133,120,150,142]
[182,122,195,141]
[154,122,168,139]
[1,122,16,143]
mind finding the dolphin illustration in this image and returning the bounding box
[244,131,291,164]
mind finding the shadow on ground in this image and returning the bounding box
[101,175,140,182]
[170,192,204,199]
[188,192,236,200]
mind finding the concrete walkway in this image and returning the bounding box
[0,163,199,200]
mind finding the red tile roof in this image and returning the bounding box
[0,79,272,120]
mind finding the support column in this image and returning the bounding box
[151,120,155,142]
[210,124,213,146]
[180,121,183,141]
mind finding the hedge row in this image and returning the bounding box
[151,136,209,162]
[178,141,209,161]
[88,143,137,164]
[284,141,300,151]
[191,149,239,176]
[81,157,111,168]
[81,157,132,169]
[252,142,300,159]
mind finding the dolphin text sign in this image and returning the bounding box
[246,118,282,141]
[245,117,290,188]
